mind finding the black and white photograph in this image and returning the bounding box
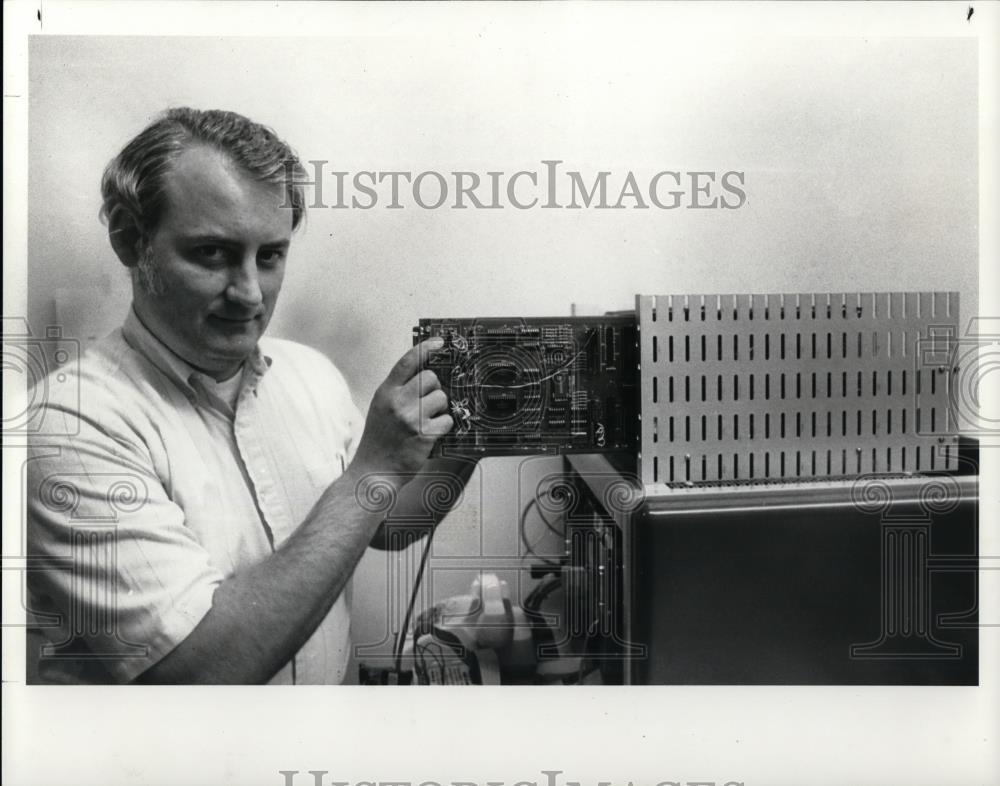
[3,2,998,784]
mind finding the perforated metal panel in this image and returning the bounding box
[637,292,960,491]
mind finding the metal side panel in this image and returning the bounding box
[637,292,960,490]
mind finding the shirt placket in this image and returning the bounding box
[233,389,287,547]
[232,374,300,684]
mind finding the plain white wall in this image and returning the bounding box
[27,35,978,655]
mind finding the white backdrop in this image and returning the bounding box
[28,35,977,399]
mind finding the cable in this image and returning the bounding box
[576,617,601,683]
[519,497,563,570]
[414,636,447,684]
[414,637,430,681]
[393,528,435,675]
[524,574,563,613]
[409,595,424,678]
[534,495,565,536]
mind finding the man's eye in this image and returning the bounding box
[196,246,226,261]
[258,249,286,266]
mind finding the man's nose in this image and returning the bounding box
[226,257,264,308]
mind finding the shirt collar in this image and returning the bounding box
[122,307,273,404]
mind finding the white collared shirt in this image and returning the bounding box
[26,309,364,684]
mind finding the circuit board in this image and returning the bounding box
[413,316,639,457]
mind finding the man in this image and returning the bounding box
[26,107,465,684]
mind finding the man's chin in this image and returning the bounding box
[203,320,265,354]
[211,333,260,353]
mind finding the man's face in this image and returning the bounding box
[131,144,293,380]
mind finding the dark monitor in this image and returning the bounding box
[628,441,978,685]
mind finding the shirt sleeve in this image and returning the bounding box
[27,401,224,683]
[298,344,365,468]
[343,387,365,467]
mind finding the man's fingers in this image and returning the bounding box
[414,369,442,397]
[421,413,455,438]
[419,389,449,418]
[389,338,444,385]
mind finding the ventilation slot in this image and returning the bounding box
[638,291,958,486]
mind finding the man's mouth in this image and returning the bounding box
[210,314,260,323]
[208,313,262,330]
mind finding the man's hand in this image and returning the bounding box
[351,338,454,478]
[134,339,461,683]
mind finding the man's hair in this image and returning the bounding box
[100,107,308,234]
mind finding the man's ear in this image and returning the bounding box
[107,206,147,268]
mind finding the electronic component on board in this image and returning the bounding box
[413,316,638,457]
